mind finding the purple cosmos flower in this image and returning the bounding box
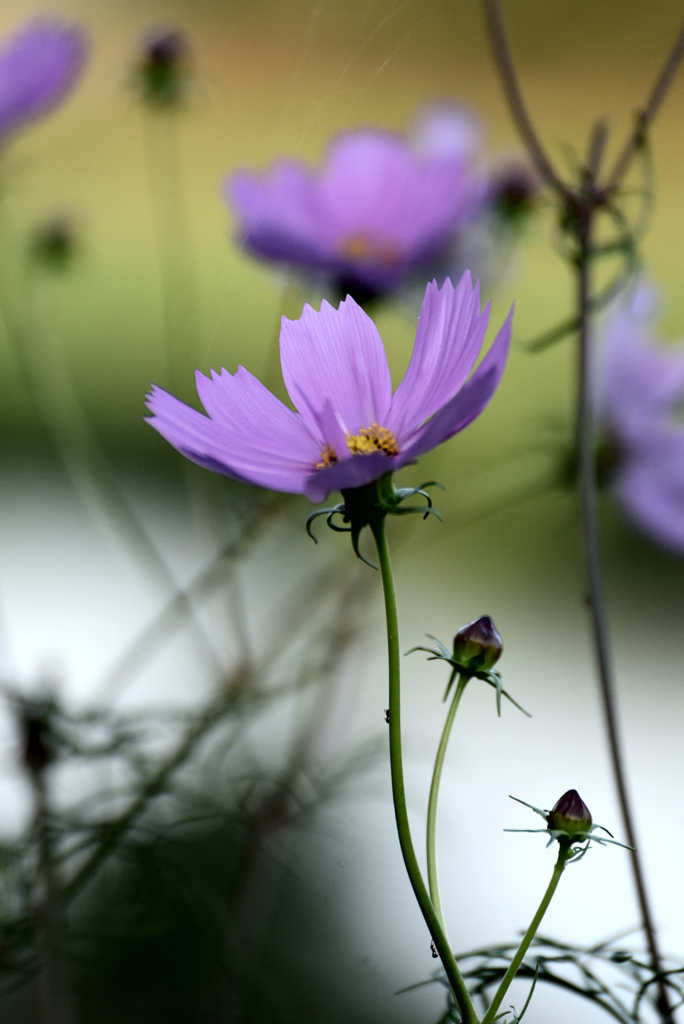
[145,272,513,504]
[0,19,87,143]
[225,118,487,305]
[598,284,684,553]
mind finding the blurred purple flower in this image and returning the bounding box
[598,284,684,553]
[146,272,512,503]
[225,115,488,305]
[0,18,87,143]
[410,100,483,163]
[410,103,538,289]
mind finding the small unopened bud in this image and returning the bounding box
[134,29,191,108]
[546,790,592,835]
[30,216,78,272]
[452,615,503,671]
[490,161,538,225]
[18,701,55,776]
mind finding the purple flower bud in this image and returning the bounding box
[452,615,502,671]
[546,790,592,835]
[0,19,87,144]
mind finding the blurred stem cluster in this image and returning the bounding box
[483,2,684,1020]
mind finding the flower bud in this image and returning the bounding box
[546,790,592,835]
[134,29,191,108]
[30,215,78,272]
[452,615,502,671]
[490,161,538,225]
[18,699,55,776]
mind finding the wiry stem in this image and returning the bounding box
[32,770,75,1024]
[143,109,201,392]
[426,672,468,937]
[482,0,572,198]
[483,3,682,1019]
[371,518,478,1024]
[575,214,674,1023]
[607,19,684,189]
[480,845,570,1024]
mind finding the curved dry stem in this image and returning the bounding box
[483,0,572,198]
[607,18,684,189]
[575,214,674,1024]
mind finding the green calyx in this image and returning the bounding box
[306,473,444,567]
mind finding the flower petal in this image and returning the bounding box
[306,452,393,504]
[388,273,489,440]
[279,295,392,440]
[146,371,321,494]
[614,437,684,553]
[411,101,484,163]
[0,19,87,140]
[319,131,483,251]
[400,305,513,460]
[227,161,333,266]
[600,284,684,441]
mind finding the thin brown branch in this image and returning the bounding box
[483,0,572,198]
[607,19,684,188]
[575,213,675,1024]
[587,119,609,183]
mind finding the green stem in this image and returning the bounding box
[143,109,201,394]
[481,845,570,1024]
[371,518,478,1024]
[427,672,468,935]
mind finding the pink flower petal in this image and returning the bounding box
[388,273,489,440]
[615,440,684,554]
[146,375,320,494]
[280,296,392,442]
[0,19,87,140]
[401,305,513,460]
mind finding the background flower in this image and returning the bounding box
[146,272,512,503]
[225,116,488,306]
[0,18,87,143]
[598,283,684,553]
[408,102,538,296]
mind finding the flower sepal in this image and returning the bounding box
[306,473,444,567]
[505,793,634,862]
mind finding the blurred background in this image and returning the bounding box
[1,0,684,1021]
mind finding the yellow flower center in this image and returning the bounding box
[340,233,402,268]
[345,423,399,457]
[315,425,399,471]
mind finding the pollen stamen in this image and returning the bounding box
[316,444,338,469]
[340,234,402,268]
[345,423,399,458]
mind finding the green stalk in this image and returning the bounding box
[427,672,469,935]
[371,517,479,1024]
[481,844,571,1024]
